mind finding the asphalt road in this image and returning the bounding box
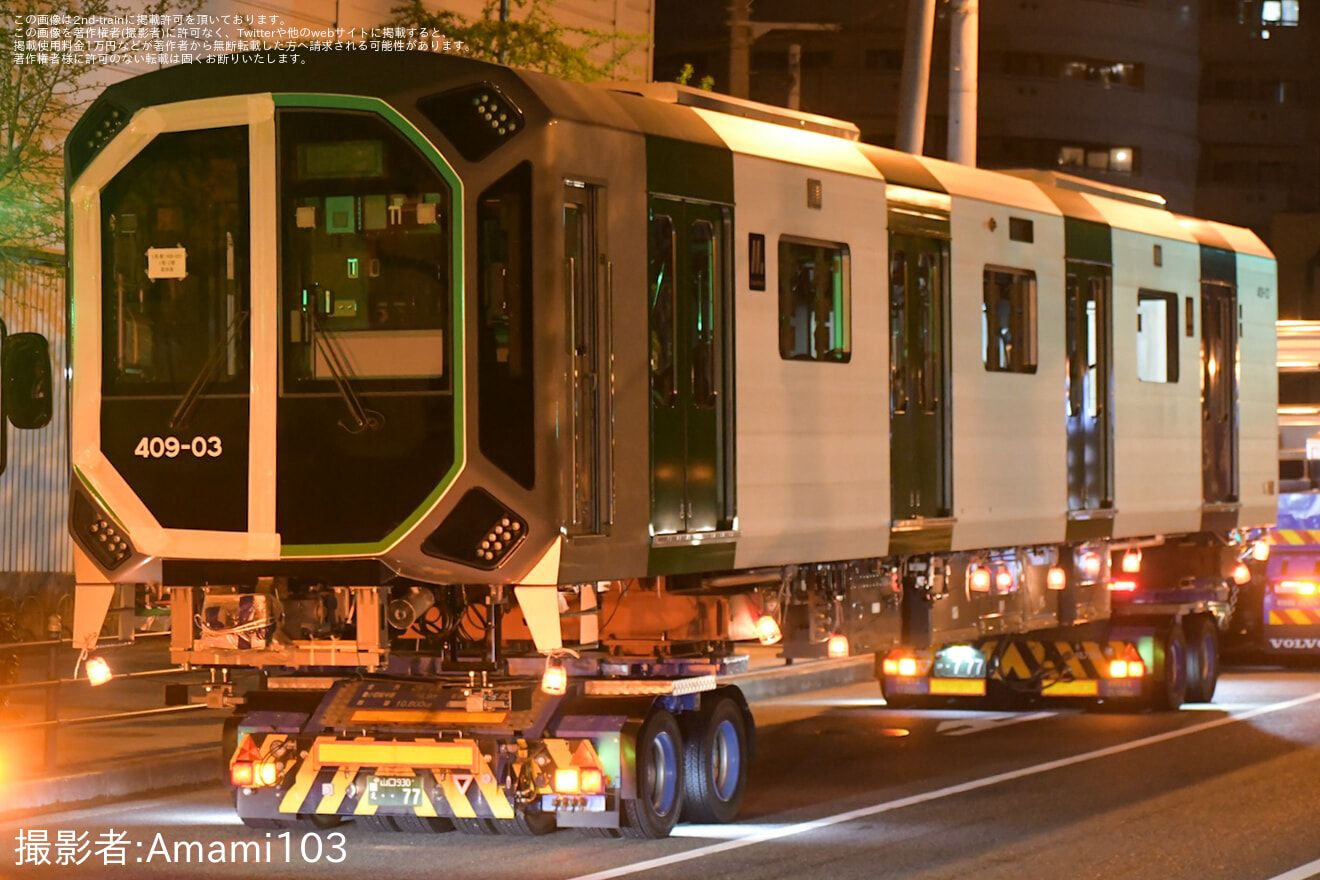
[5,669,1320,880]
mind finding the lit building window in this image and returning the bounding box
[1057,144,1137,174]
[1261,0,1299,25]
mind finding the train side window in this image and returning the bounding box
[691,219,717,408]
[982,266,1037,373]
[1136,289,1179,383]
[649,214,678,406]
[778,237,851,363]
[889,249,908,413]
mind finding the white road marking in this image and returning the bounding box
[936,711,1055,736]
[565,690,1320,880]
[1264,856,1320,880]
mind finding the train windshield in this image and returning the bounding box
[278,109,453,392]
[100,126,251,397]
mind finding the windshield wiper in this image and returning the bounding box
[308,308,383,434]
[170,310,250,432]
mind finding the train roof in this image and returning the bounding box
[73,50,1273,260]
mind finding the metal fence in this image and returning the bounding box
[0,250,73,638]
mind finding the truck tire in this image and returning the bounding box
[453,817,500,835]
[387,814,453,833]
[356,816,396,832]
[681,696,747,824]
[1150,623,1187,711]
[1184,616,1220,704]
[494,810,556,836]
[621,709,684,839]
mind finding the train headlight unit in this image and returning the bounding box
[71,491,135,571]
[421,489,527,570]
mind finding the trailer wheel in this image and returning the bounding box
[1150,623,1187,711]
[681,697,747,824]
[453,817,500,835]
[495,809,556,836]
[621,709,684,839]
[386,814,454,833]
[1184,616,1220,704]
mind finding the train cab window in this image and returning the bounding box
[778,237,851,363]
[982,267,1038,373]
[278,109,451,391]
[1137,290,1179,383]
[100,126,250,397]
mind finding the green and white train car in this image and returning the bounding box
[55,51,1275,835]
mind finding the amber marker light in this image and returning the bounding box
[1047,567,1067,590]
[85,656,113,687]
[554,767,581,794]
[1233,563,1251,586]
[755,615,783,646]
[579,768,604,794]
[826,634,850,659]
[541,662,568,696]
[969,567,991,593]
[1121,549,1142,573]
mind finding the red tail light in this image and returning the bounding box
[1109,580,1139,593]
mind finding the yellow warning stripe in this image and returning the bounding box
[1269,608,1320,625]
[1270,530,1320,545]
[473,752,514,820]
[435,771,478,818]
[315,766,358,815]
[312,738,478,771]
[279,753,322,813]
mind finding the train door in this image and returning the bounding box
[648,197,731,535]
[564,181,612,535]
[888,232,951,520]
[1065,263,1114,511]
[1202,280,1239,503]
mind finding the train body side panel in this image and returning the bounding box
[724,151,891,568]
[1109,228,1202,538]
[943,195,1068,551]
[1237,251,1280,529]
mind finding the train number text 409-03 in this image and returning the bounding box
[133,435,223,459]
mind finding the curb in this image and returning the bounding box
[0,746,223,821]
[0,656,874,819]
[730,655,875,703]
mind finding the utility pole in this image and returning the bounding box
[896,0,937,155]
[948,0,979,165]
[727,0,839,102]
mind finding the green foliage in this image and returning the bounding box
[385,0,644,81]
[674,62,714,91]
[0,0,200,262]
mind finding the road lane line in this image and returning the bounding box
[936,711,1055,736]
[1264,857,1320,880]
[566,690,1320,880]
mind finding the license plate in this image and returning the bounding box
[367,774,423,807]
[932,655,985,679]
